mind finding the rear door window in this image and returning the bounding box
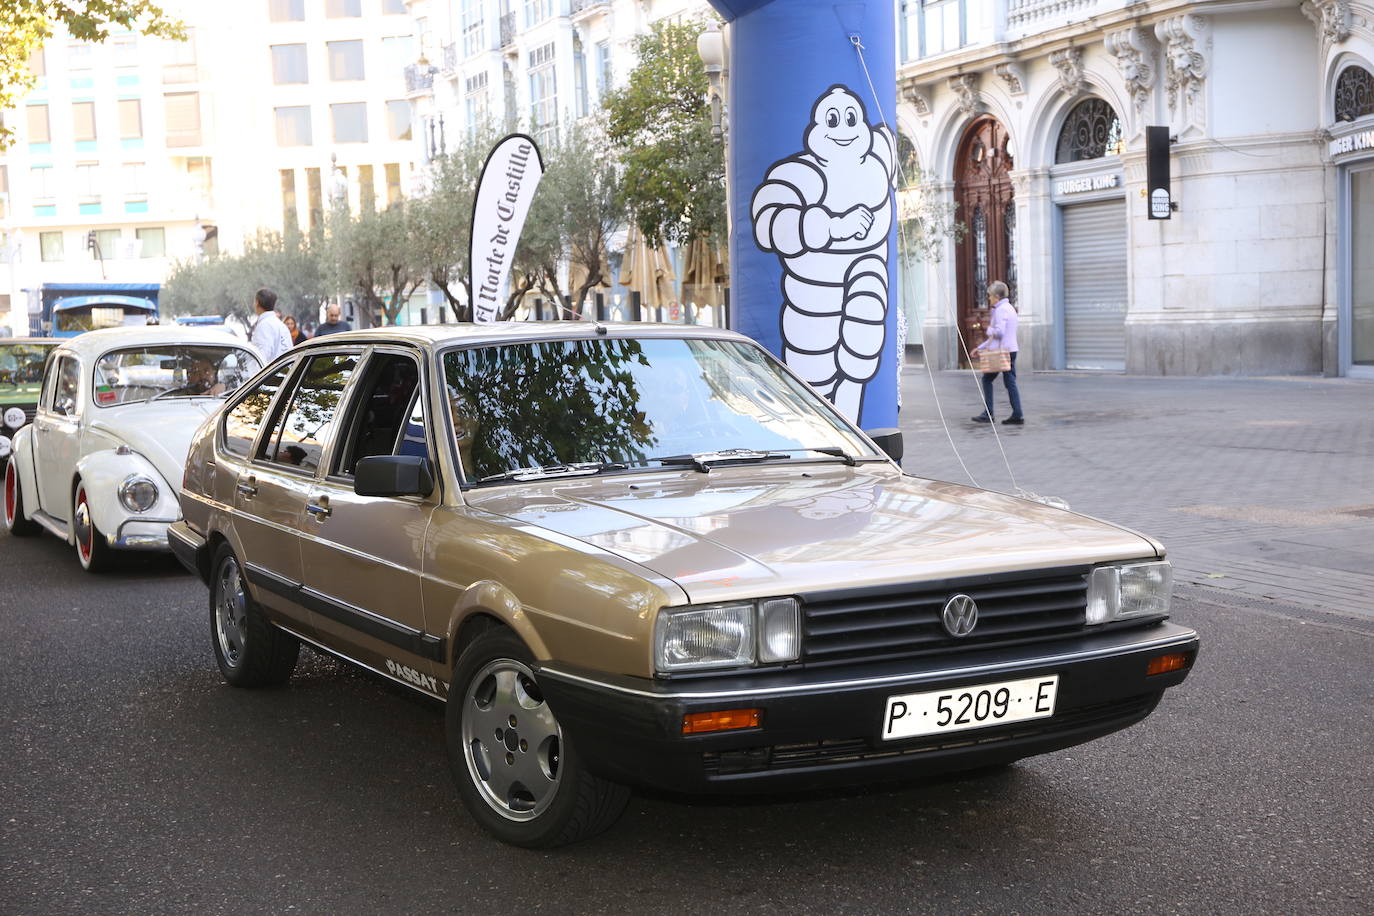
[332,351,423,476]
[223,361,294,458]
[261,352,359,472]
[51,357,80,417]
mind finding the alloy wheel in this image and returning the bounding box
[461,658,563,822]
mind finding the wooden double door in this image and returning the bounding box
[954,116,1017,364]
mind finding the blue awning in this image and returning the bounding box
[52,295,157,312]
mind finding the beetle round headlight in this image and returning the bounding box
[3,407,25,429]
[118,476,159,513]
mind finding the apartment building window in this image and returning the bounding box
[306,167,323,230]
[75,163,100,198]
[358,164,375,212]
[268,0,305,22]
[72,102,97,142]
[163,30,198,83]
[327,40,365,81]
[28,47,45,77]
[595,41,611,98]
[136,227,165,258]
[462,0,485,57]
[529,43,557,145]
[271,44,308,84]
[280,169,298,232]
[383,0,407,13]
[326,0,362,18]
[465,72,489,133]
[573,36,588,119]
[31,166,54,199]
[124,162,147,196]
[523,0,552,29]
[40,232,64,262]
[68,42,94,70]
[118,99,142,139]
[164,92,202,146]
[331,103,368,143]
[385,163,402,207]
[381,36,414,76]
[112,36,137,67]
[386,100,412,141]
[275,106,313,146]
[92,229,120,259]
[26,105,50,143]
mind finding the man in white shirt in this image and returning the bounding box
[250,288,293,362]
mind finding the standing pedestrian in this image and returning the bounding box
[283,314,306,346]
[313,303,353,338]
[250,288,292,362]
[971,280,1025,425]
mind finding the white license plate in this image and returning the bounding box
[882,674,1059,741]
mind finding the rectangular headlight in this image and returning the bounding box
[1086,561,1172,624]
[757,597,800,663]
[655,603,754,672]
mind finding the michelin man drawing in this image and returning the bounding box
[750,85,896,423]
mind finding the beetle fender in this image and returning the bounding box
[74,448,180,543]
[9,425,39,523]
[444,580,553,670]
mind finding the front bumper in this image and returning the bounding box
[109,516,179,551]
[538,621,1199,794]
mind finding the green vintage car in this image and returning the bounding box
[0,338,59,464]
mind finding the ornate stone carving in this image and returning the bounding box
[948,73,985,116]
[1050,47,1086,97]
[1155,15,1210,133]
[1105,27,1157,118]
[995,60,1027,97]
[1301,0,1352,44]
[900,80,932,117]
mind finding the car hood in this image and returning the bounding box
[88,400,219,492]
[466,464,1160,604]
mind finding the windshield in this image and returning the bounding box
[93,345,262,407]
[0,344,56,403]
[57,306,153,333]
[441,337,876,481]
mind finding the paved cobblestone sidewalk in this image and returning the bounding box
[897,365,1374,619]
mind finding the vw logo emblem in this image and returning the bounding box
[942,594,979,638]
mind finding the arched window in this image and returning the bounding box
[1335,66,1374,123]
[1055,98,1124,163]
[897,130,920,189]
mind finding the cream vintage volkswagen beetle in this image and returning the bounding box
[3,326,262,570]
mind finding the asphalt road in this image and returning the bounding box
[2,528,1370,915]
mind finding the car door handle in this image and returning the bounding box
[306,500,332,520]
[236,478,258,498]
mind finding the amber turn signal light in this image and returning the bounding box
[1146,652,1192,676]
[682,708,762,735]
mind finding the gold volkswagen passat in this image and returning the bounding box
[169,324,1199,847]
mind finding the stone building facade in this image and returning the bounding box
[896,0,1374,378]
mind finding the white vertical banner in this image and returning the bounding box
[469,133,545,323]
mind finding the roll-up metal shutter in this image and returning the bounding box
[1061,198,1127,370]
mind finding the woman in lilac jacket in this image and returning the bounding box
[972,280,1025,425]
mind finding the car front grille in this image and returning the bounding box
[799,567,1091,667]
[701,695,1156,777]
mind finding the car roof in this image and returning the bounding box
[51,326,263,361]
[292,321,745,351]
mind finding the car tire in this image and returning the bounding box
[209,543,300,687]
[73,483,115,572]
[446,627,630,848]
[3,460,39,537]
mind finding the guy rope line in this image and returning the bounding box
[850,33,1024,497]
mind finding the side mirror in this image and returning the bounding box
[355,455,435,498]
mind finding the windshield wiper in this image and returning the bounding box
[478,461,628,483]
[651,449,791,474]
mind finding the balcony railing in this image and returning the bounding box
[1006,0,1101,31]
[405,63,435,94]
[499,11,516,48]
[571,0,609,14]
